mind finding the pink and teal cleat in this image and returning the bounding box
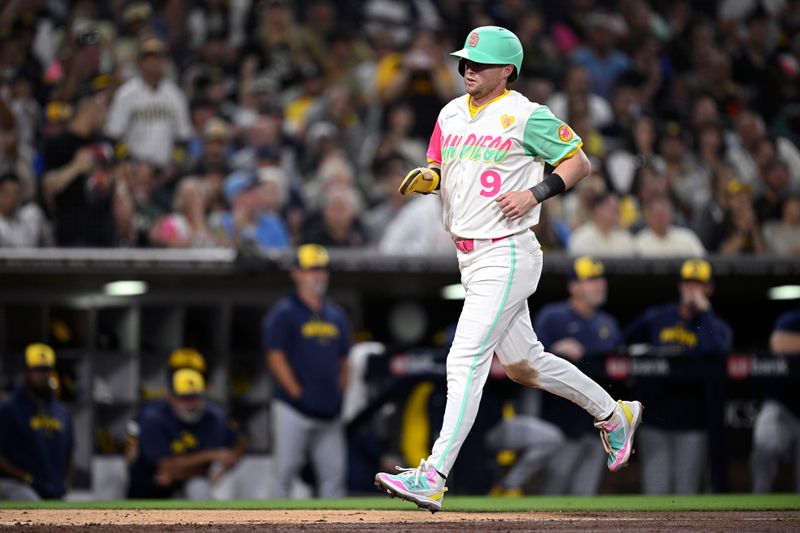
[374,459,448,513]
[595,400,644,472]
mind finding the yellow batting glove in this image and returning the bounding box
[399,167,441,196]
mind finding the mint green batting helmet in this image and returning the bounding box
[451,26,524,81]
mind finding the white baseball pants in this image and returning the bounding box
[427,231,617,476]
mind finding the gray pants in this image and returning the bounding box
[485,416,564,491]
[540,433,607,496]
[173,476,211,499]
[752,400,800,493]
[0,478,40,500]
[639,426,706,494]
[271,400,346,498]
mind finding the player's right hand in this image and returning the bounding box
[399,167,440,196]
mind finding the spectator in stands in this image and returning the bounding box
[374,29,459,140]
[42,79,117,247]
[252,166,290,247]
[566,93,606,161]
[198,162,229,217]
[568,191,636,257]
[361,103,427,180]
[114,159,164,247]
[600,82,639,151]
[717,179,767,255]
[693,164,739,252]
[194,117,232,172]
[633,195,706,257]
[302,187,367,248]
[0,344,73,500]
[363,156,408,244]
[240,0,315,91]
[561,167,607,231]
[569,12,630,100]
[305,83,366,166]
[658,123,709,220]
[263,244,350,498]
[547,63,613,131]
[230,108,287,173]
[532,201,568,251]
[534,257,622,495]
[763,195,800,257]
[150,176,219,248]
[0,123,35,202]
[754,158,792,224]
[211,170,289,250]
[606,114,662,196]
[105,37,193,171]
[727,110,800,194]
[128,368,244,499]
[0,172,50,247]
[283,62,327,138]
[624,259,732,494]
[751,308,800,493]
[625,163,676,232]
[379,195,453,256]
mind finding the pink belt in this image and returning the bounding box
[453,233,513,253]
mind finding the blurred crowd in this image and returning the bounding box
[0,0,799,255]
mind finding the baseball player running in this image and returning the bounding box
[374,26,642,512]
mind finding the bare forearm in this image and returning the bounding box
[554,149,591,190]
[338,358,349,392]
[157,449,218,480]
[266,350,302,399]
[43,162,83,200]
[770,331,800,355]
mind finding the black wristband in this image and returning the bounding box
[529,172,566,203]
[431,168,442,191]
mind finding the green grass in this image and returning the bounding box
[1,494,798,512]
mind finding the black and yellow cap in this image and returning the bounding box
[295,244,329,270]
[168,348,207,373]
[171,368,205,396]
[681,258,712,283]
[570,256,604,281]
[25,343,55,369]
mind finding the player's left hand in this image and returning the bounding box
[496,190,537,220]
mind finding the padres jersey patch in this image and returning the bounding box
[558,124,574,142]
[501,114,515,128]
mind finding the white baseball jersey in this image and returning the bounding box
[426,90,582,239]
[105,77,193,166]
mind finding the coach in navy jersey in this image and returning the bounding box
[263,243,350,498]
[751,308,800,493]
[0,344,73,500]
[624,258,732,494]
[128,369,243,499]
[534,256,621,495]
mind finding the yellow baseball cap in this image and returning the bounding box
[295,244,329,270]
[171,368,205,396]
[167,348,207,373]
[139,37,166,57]
[570,256,604,281]
[681,258,712,283]
[726,180,752,196]
[25,343,56,369]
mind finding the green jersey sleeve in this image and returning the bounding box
[522,105,583,166]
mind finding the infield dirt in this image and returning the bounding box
[1,509,798,532]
